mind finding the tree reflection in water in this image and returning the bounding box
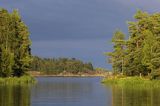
[111,86,160,106]
[0,85,31,106]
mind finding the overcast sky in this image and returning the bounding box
[1,0,160,69]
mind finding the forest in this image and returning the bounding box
[107,10,160,79]
[31,56,94,75]
[0,8,32,77]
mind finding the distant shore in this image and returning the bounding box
[28,71,111,77]
[33,74,105,77]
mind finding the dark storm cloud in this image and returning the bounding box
[1,0,160,68]
[1,0,132,41]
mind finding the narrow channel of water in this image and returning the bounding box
[31,77,112,106]
[0,77,160,106]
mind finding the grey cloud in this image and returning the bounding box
[1,0,130,41]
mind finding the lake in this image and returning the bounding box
[0,77,160,106]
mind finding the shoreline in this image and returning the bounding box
[102,76,160,88]
[28,71,109,77]
[0,76,36,85]
[32,74,106,77]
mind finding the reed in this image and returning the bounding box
[102,76,160,88]
[0,76,36,85]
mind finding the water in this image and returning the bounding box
[0,85,31,106]
[110,86,160,106]
[0,77,160,106]
[31,77,112,106]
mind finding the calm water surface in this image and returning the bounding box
[31,77,111,106]
[0,77,160,106]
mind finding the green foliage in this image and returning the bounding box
[106,10,160,78]
[95,67,108,72]
[31,56,94,74]
[0,8,32,77]
[0,48,14,77]
[106,30,126,74]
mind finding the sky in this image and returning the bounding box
[1,0,160,69]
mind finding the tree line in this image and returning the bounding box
[107,10,160,78]
[0,8,32,77]
[31,56,94,75]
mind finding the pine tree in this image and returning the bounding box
[107,10,160,78]
[11,10,32,76]
[0,8,32,77]
[107,30,126,74]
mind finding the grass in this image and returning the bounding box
[0,75,36,85]
[102,76,160,88]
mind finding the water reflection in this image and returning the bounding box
[31,77,111,106]
[1,77,160,106]
[0,85,31,106]
[111,86,160,106]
